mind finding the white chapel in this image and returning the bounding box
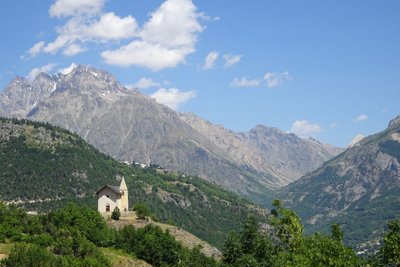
[96,176,129,214]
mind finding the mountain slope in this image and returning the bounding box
[279,117,400,244]
[180,112,343,185]
[0,74,57,118]
[0,117,267,247]
[0,66,275,199]
[0,65,341,200]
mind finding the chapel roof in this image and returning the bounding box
[96,184,121,195]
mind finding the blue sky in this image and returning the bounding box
[1,0,399,147]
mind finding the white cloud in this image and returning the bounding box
[63,43,86,56]
[353,114,368,122]
[202,51,218,70]
[223,54,242,68]
[150,87,196,110]
[57,63,77,75]
[230,77,261,87]
[264,71,290,88]
[102,0,203,70]
[102,40,192,70]
[31,0,206,71]
[30,1,138,57]
[26,63,57,81]
[140,0,203,48]
[132,77,161,89]
[382,108,389,113]
[289,120,322,138]
[28,41,46,57]
[84,12,138,40]
[49,0,104,18]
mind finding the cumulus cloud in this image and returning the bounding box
[140,0,203,48]
[202,51,218,70]
[223,54,242,68]
[230,77,261,87]
[132,77,161,89]
[31,0,206,71]
[102,0,203,70]
[289,120,322,138]
[26,63,57,80]
[264,71,290,88]
[150,88,196,110]
[57,63,77,75]
[353,114,368,122]
[102,41,192,70]
[29,0,208,71]
[29,0,138,57]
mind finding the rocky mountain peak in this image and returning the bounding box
[54,65,125,96]
[388,115,400,128]
[2,76,31,96]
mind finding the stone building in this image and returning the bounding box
[96,176,129,214]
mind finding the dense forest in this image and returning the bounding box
[1,201,399,266]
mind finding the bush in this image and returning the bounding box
[2,243,57,267]
[111,207,120,221]
[133,203,150,220]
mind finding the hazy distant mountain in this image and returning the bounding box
[237,125,343,182]
[279,117,400,244]
[0,65,341,202]
[180,113,343,186]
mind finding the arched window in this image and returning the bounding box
[106,204,110,212]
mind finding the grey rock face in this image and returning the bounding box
[180,113,343,187]
[389,115,400,128]
[0,74,57,118]
[238,125,343,183]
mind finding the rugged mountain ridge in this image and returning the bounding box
[180,112,343,185]
[279,117,400,244]
[0,73,57,118]
[0,65,341,200]
[1,66,277,200]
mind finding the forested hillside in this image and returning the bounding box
[0,117,266,247]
